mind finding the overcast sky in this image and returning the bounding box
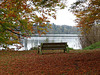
[50,0,77,26]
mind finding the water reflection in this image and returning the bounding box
[19,34,82,50]
[0,34,82,50]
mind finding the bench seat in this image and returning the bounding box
[38,42,69,54]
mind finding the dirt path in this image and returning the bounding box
[0,50,100,75]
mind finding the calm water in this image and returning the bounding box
[19,34,82,50]
[0,34,82,50]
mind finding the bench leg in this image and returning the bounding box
[64,49,65,53]
[64,48,69,53]
[40,49,42,55]
[66,48,69,53]
[38,47,40,54]
[38,47,42,54]
[38,49,39,54]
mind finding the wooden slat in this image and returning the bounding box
[42,48,65,50]
[42,46,65,48]
[43,43,66,45]
[38,42,68,54]
[41,42,67,51]
[42,45,66,47]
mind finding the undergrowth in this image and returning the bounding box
[83,41,100,50]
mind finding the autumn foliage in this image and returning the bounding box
[70,0,100,48]
[71,0,100,33]
[0,0,66,49]
[0,50,100,75]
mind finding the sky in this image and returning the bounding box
[50,0,77,26]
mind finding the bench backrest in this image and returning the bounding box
[41,43,68,50]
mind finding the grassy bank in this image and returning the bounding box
[83,41,100,50]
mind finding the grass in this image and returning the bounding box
[83,41,100,50]
[67,47,74,50]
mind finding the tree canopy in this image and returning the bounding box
[46,23,80,34]
[70,0,100,34]
[0,0,66,49]
[70,0,100,48]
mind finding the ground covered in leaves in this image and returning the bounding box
[0,49,100,75]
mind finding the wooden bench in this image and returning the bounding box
[38,42,69,54]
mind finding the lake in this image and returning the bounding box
[17,34,82,50]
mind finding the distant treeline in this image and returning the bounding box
[46,23,80,34]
